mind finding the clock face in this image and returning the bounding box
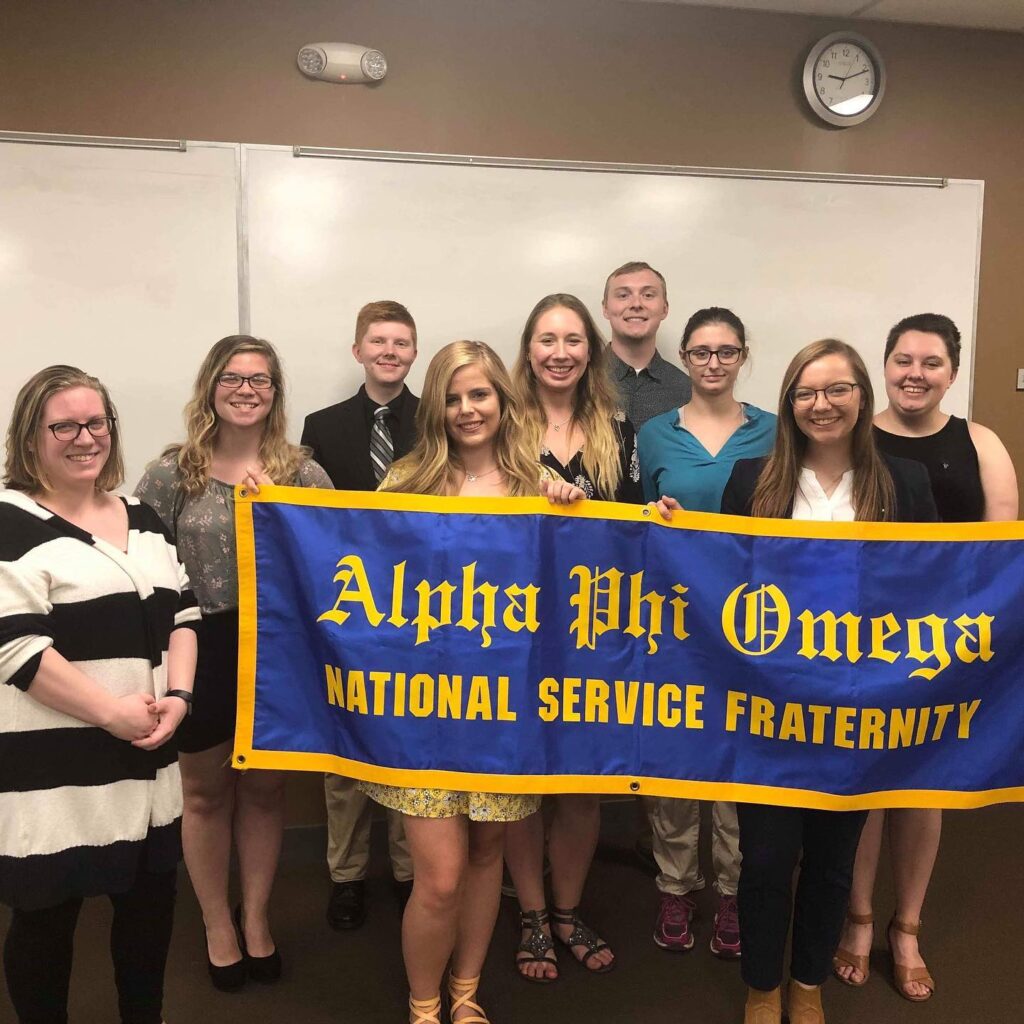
[812,41,878,117]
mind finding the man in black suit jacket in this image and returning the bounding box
[301,302,420,490]
[301,300,420,930]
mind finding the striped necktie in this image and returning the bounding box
[370,405,394,484]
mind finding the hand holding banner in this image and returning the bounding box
[234,486,1024,810]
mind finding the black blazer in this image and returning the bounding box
[300,386,419,491]
[721,453,939,523]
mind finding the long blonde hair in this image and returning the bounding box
[751,339,895,521]
[512,294,623,499]
[383,341,540,497]
[168,335,307,495]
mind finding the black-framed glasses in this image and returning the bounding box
[682,345,744,366]
[216,372,274,390]
[46,416,116,441]
[788,382,860,407]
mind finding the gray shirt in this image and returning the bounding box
[607,347,692,430]
[135,453,332,614]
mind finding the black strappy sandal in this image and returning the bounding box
[550,906,614,974]
[515,908,559,984]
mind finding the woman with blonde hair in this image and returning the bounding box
[503,294,639,984]
[136,335,331,992]
[716,339,937,1024]
[1,365,199,1024]
[361,339,583,1024]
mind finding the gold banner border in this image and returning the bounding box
[232,484,1024,809]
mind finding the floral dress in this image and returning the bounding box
[359,463,540,822]
[539,415,643,503]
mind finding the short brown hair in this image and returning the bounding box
[884,312,961,371]
[603,261,668,301]
[4,365,125,493]
[354,300,417,347]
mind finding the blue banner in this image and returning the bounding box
[234,487,1024,810]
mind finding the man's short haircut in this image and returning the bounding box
[354,300,417,346]
[603,261,668,302]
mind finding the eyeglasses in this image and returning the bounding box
[788,382,860,407]
[216,372,274,390]
[682,346,743,366]
[46,417,116,441]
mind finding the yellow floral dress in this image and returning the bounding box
[357,463,546,822]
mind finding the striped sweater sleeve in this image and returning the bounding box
[132,498,201,632]
[0,514,56,691]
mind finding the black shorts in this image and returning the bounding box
[176,609,238,755]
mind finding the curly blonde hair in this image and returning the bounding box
[167,335,307,495]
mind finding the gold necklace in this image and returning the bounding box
[548,412,573,433]
[465,466,500,482]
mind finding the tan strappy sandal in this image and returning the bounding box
[409,992,442,1024]
[447,973,490,1024]
[888,917,935,1002]
[832,911,873,986]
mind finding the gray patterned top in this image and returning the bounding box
[134,453,332,613]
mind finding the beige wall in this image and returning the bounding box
[3,0,1021,824]
[2,0,1019,476]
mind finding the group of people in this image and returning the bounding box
[0,260,1017,1024]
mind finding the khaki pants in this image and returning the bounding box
[324,774,413,883]
[644,798,741,897]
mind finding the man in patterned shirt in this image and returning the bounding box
[602,261,691,430]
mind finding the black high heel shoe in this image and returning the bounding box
[205,922,246,992]
[234,904,283,983]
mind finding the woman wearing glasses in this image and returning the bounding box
[832,314,1017,1002]
[504,294,639,985]
[136,336,331,991]
[1,366,200,1024]
[718,339,936,1024]
[640,308,775,960]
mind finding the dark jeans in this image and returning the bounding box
[3,867,176,1024]
[736,802,867,991]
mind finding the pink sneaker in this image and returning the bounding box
[710,894,741,959]
[653,893,696,951]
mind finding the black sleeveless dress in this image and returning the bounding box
[873,416,984,522]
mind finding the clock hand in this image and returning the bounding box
[828,74,845,82]
[845,69,869,81]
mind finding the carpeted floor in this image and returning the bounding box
[2,799,1021,1023]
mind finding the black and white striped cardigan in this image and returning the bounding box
[0,489,201,911]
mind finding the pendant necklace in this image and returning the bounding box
[549,412,573,432]
[465,466,500,483]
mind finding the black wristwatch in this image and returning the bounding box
[164,689,193,716]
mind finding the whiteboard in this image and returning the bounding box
[0,140,240,487]
[245,147,981,434]
[0,138,983,492]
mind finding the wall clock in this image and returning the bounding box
[803,32,886,128]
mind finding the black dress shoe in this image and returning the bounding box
[207,938,246,993]
[234,904,283,984]
[208,956,247,991]
[327,879,367,930]
[393,877,414,911]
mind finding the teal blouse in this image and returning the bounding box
[637,403,777,512]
